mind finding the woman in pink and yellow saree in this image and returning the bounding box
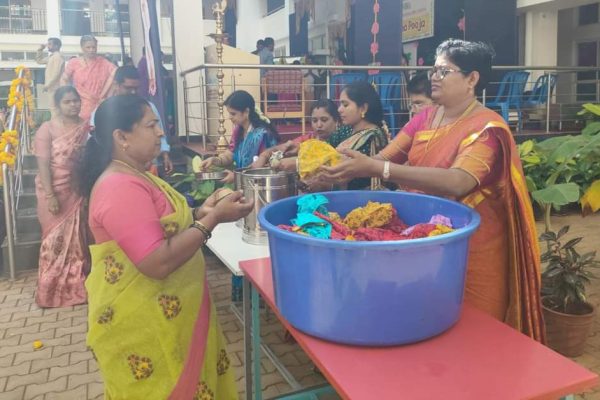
[79,95,253,399]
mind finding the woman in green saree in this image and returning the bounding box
[255,81,389,191]
[78,95,252,399]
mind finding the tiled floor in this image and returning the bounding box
[1,213,600,399]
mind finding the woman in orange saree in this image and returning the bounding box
[61,35,116,121]
[319,39,545,343]
[34,86,90,307]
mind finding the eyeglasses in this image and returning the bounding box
[427,66,468,80]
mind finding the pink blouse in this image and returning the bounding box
[89,173,174,265]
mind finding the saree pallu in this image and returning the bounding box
[400,108,545,342]
[35,120,90,307]
[335,126,389,190]
[231,125,279,168]
[86,174,237,400]
[64,57,116,120]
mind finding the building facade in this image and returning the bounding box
[0,0,173,108]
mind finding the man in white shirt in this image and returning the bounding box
[36,37,65,117]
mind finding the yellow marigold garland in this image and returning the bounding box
[1,66,33,183]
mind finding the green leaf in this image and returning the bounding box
[562,237,583,249]
[532,183,581,207]
[582,121,600,136]
[581,103,600,117]
[549,136,587,163]
[525,176,537,192]
[521,154,541,165]
[539,231,556,242]
[519,140,535,157]
[557,225,570,239]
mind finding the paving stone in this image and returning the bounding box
[48,360,88,381]
[0,288,24,297]
[67,372,102,389]
[39,319,71,332]
[5,323,40,338]
[0,353,15,368]
[69,332,87,346]
[20,328,57,345]
[0,317,26,331]
[0,305,32,318]
[52,342,88,358]
[0,376,5,392]
[0,341,35,358]
[57,308,87,321]
[16,296,36,307]
[0,299,18,308]
[0,386,25,400]
[55,324,87,338]
[30,353,70,374]
[69,350,92,365]
[11,309,44,323]
[5,368,47,391]
[23,376,68,399]
[44,383,87,400]
[26,313,58,326]
[87,381,104,399]
[13,346,52,365]
[88,358,99,373]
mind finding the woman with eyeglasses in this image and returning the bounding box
[318,39,545,343]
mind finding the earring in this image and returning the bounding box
[361,112,366,119]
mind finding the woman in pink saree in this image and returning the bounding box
[80,95,252,398]
[61,35,116,121]
[35,86,91,307]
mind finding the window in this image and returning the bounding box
[267,0,284,15]
[579,3,599,26]
[309,35,325,52]
[1,51,24,61]
[577,41,599,102]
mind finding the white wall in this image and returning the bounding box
[172,0,206,138]
[524,10,558,67]
[235,0,290,54]
[518,0,598,13]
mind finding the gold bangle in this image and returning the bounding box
[190,221,212,242]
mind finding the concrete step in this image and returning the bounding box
[1,235,40,276]
[16,189,37,210]
[16,208,41,236]
[22,154,38,171]
[21,170,37,191]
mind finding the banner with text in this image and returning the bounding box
[402,0,434,42]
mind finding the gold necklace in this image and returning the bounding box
[112,159,175,203]
[425,100,479,151]
[111,159,155,185]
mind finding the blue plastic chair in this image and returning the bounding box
[524,73,557,107]
[329,72,367,100]
[368,72,405,134]
[486,71,530,130]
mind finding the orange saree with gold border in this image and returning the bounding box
[381,106,545,342]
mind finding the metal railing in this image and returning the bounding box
[0,6,46,34]
[179,63,600,147]
[2,68,32,280]
[60,8,130,37]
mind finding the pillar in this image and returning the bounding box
[45,0,60,37]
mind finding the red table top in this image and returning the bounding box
[240,258,598,400]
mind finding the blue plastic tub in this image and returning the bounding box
[258,191,481,346]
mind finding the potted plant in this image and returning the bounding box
[540,225,599,357]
